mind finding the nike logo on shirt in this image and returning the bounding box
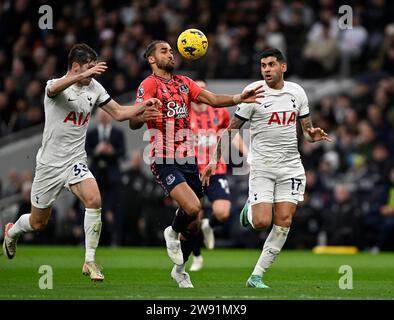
[263,103,273,108]
[68,98,77,101]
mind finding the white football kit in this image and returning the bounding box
[31,77,111,208]
[235,80,309,204]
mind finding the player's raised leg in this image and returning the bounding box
[165,182,201,264]
[70,178,104,282]
[242,202,272,288]
[3,206,51,259]
[246,202,296,288]
[171,218,201,288]
[166,182,202,287]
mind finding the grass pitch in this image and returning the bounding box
[0,246,393,300]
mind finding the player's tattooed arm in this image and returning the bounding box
[299,115,331,142]
[201,115,245,186]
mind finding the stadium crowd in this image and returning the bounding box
[1,0,394,250]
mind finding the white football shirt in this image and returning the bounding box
[36,77,111,168]
[234,80,309,170]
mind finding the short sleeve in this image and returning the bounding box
[135,77,157,106]
[95,80,112,107]
[234,102,257,122]
[297,85,310,118]
[233,82,261,121]
[45,79,60,98]
[183,76,202,101]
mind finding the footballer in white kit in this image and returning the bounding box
[235,79,309,205]
[31,76,110,209]
[2,43,161,282]
[202,48,331,289]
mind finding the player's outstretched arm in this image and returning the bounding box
[299,115,332,142]
[47,62,108,97]
[201,115,246,186]
[101,98,161,122]
[197,85,264,108]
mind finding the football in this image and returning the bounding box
[177,29,208,60]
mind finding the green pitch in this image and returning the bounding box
[0,246,393,300]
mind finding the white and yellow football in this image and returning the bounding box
[177,29,208,60]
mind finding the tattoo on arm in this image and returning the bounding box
[299,115,314,142]
[229,116,247,130]
[300,116,313,132]
[214,116,246,162]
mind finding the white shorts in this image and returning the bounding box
[31,160,95,209]
[249,166,306,205]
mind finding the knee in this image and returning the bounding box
[184,202,202,218]
[30,219,48,231]
[252,215,272,230]
[85,194,101,209]
[214,208,230,222]
[276,215,293,228]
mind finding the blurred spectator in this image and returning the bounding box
[355,120,376,160]
[0,92,11,135]
[120,149,148,245]
[371,23,394,75]
[338,15,368,76]
[265,17,287,58]
[287,192,321,249]
[366,144,393,186]
[216,45,251,79]
[302,9,339,78]
[3,169,20,197]
[284,10,308,75]
[279,0,314,27]
[323,183,363,247]
[86,108,126,246]
[376,167,394,250]
[9,98,30,132]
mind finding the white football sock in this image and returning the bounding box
[175,263,186,273]
[252,224,290,277]
[7,214,34,240]
[84,208,102,263]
